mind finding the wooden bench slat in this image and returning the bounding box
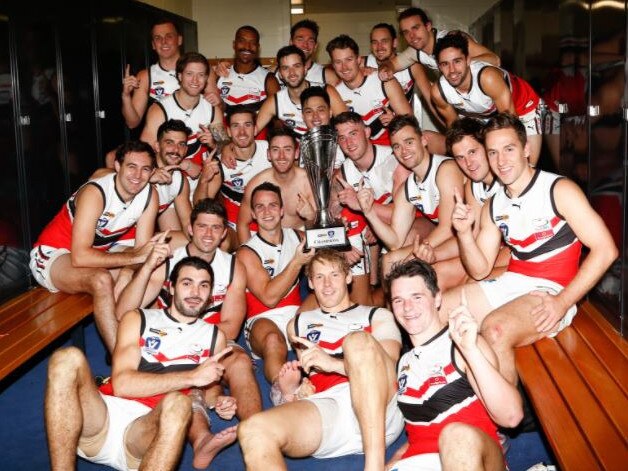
[534,337,627,470]
[555,327,628,440]
[0,295,93,381]
[515,344,602,470]
[0,289,72,332]
[576,302,628,358]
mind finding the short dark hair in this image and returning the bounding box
[151,19,181,36]
[326,34,359,57]
[388,114,422,138]
[114,140,156,167]
[332,111,364,128]
[397,7,431,26]
[190,198,228,228]
[371,23,397,40]
[291,19,319,41]
[445,118,484,155]
[385,259,439,297]
[306,248,350,278]
[483,112,527,148]
[434,31,469,62]
[277,45,306,66]
[176,52,209,76]
[157,119,191,141]
[267,125,297,147]
[235,25,260,43]
[300,86,330,108]
[170,256,213,287]
[251,181,283,209]
[226,104,257,125]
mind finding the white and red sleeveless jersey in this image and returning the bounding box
[242,228,302,318]
[340,144,396,205]
[490,169,582,287]
[404,154,450,222]
[294,304,377,392]
[336,73,392,144]
[471,178,502,206]
[218,64,270,111]
[157,245,235,325]
[275,87,308,136]
[155,169,185,214]
[397,326,499,458]
[437,61,539,120]
[148,63,179,102]
[276,61,326,89]
[157,94,214,166]
[365,54,414,101]
[220,140,271,227]
[99,307,219,409]
[34,172,152,251]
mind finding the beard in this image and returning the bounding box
[173,295,207,318]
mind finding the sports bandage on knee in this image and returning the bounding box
[189,388,211,426]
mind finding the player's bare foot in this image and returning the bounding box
[192,426,237,469]
[276,360,302,396]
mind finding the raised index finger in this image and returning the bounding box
[453,186,463,205]
[158,230,170,244]
[290,335,315,349]
[211,346,233,362]
[125,64,130,77]
[460,286,467,307]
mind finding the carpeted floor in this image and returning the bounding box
[0,320,555,470]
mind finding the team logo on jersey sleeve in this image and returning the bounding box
[144,336,161,354]
[499,223,509,238]
[220,85,231,97]
[397,373,408,394]
[306,330,321,343]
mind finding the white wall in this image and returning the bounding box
[192,0,291,60]
[291,10,397,64]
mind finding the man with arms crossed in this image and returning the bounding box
[236,128,315,243]
[45,257,234,470]
[121,20,183,129]
[386,259,522,470]
[116,199,261,421]
[238,249,404,470]
[237,182,315,385]
[442,113,617,384]
[30,141,159,352]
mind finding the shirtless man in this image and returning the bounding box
[430,32,542,165]
[121,20,182,129]
[45,256,236,470]
[141,52,223,190]
[256,46,346,137]
[116,199,262,421]
[236,182,315,384]
[378,7,499,81]
[386,259,522,470]
[327,34,412,146]
[29,141,159,352]
[238,249,404,470]
[442,113,617,384]
[236,127,315,243]
[215,25,280,113]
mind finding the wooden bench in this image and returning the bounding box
[0,287,93,382]
[515,301,628,470]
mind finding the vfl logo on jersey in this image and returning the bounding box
[499,223,509,238]
[306,330,321,343]
[220,85,231,97]
[264,265,275,276]
[284,119,296,128]
[144,336,161,354]
[96,217,109,229]
[397,373,408,394]
[154,86,165,96]
[232,177,244,187]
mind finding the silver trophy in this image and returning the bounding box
[300,125,348,250]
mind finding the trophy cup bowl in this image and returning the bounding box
[300,125,349,250]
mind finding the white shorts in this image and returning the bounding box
[77,394,151,471]
[29,245,70,293]
[244,305,298,358]
[519,108,542,136]
[305,382,404,459]
[348,231,370,277]
[479,271,577,336]
[389,453,442,471]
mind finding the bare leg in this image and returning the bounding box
[125,392,192,471]
[45,347,108,470]
[222,348,262,420]
[343,331,398,471]
[440,282,493,325]
[239,400,323,470]
[50,254,117,352]
[527,134,543,167]
[249,319,289,383]
[439,422,505,471]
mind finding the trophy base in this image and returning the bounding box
[305,225,349,250]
